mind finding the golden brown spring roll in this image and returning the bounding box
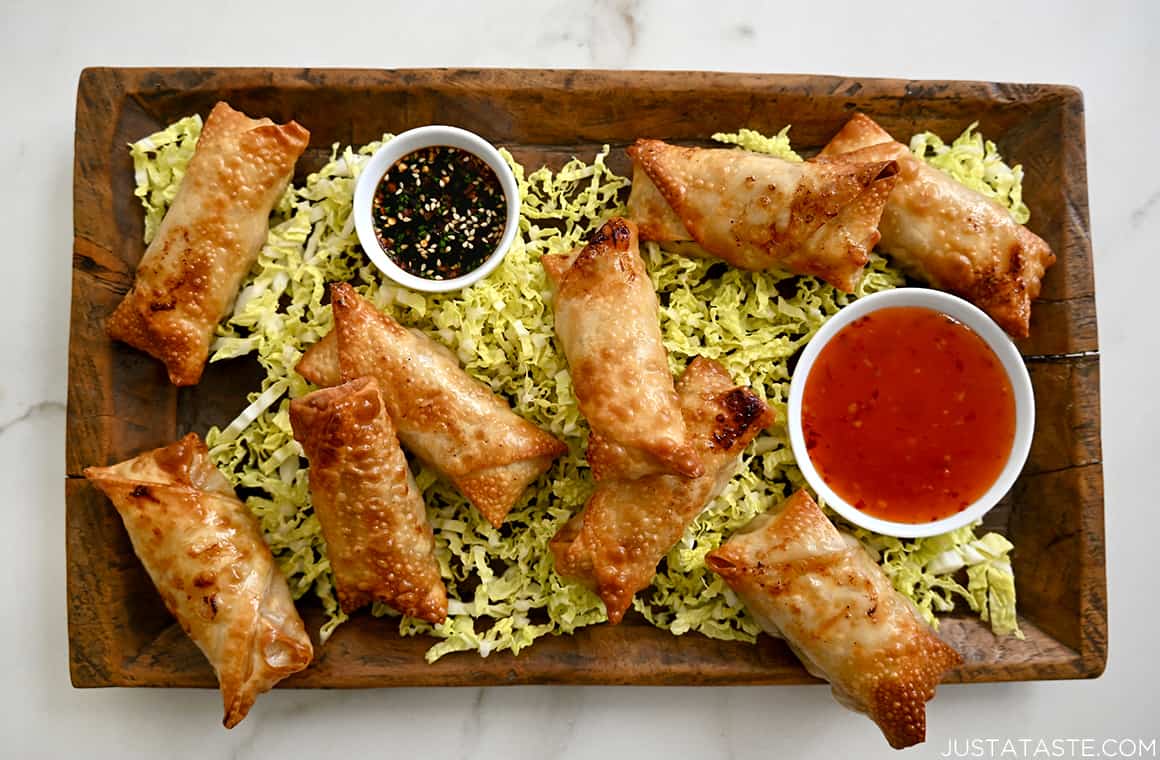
[542,218,703,482]
[300,284,566,528]
[819,113,1055,337]
[108,102,310,385]
[551,357,774,622]
[290,377,447,623]
[84,434,313,728]
[295,331,343,386]
[626,139,899,292]
[707,490,962,749]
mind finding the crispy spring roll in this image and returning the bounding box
[542,218,703,481]
[299,284,566,527]
[551,357,774,622]
[626,139,899,292]
[108,102,310,385]
[706,490,962,749]
[290,377,447,623]
[295,331,343,386]
[84,434,313,728]
[819,113,1055,337]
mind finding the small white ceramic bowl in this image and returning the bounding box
[787,288,1035,538]
[353,125,521,293]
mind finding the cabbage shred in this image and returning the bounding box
[712,127,802,161]
[130,119,1025,661]
[129,114,203,244]
[910,123,1031,224]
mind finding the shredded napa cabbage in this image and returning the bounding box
[911,122,1030,223]
[129,114,203,244]
[130,117,1025,660]
[712,126,802,162]
[851,526,1022,637]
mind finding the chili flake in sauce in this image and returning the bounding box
[801,306,1016,524]
[371,146,506,280]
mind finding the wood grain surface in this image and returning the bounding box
[67,67,1105,689]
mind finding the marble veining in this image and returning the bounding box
[0,400,65,438]
[455,688,486,760]
[1129,186,1160,228]
[588,0,640,68]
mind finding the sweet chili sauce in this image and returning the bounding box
[801,306,1016,524]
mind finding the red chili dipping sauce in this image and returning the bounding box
[801,306,1016,524]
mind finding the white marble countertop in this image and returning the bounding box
[4,0,1157,757]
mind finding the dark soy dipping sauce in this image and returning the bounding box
[372,146,506,280]
[801,306,1016,524]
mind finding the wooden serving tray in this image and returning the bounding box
[68,68,1105,688]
